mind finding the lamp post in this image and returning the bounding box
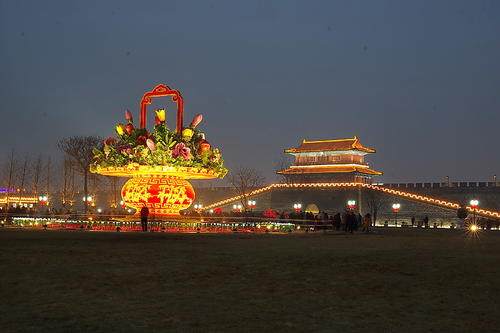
[247,200,256,211]
[392,203,401,227]
[293,203,302,212]
[347,200,356,210]
[194,204,203,213]
[83,196,93,204]
[232,204,242,213]
[469,199,479,227]
[38,195,49,206]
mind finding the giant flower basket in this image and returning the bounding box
[90,84,227,216]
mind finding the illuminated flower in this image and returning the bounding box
[154,116,162,125]
[155,109,166,122]
[125,109,133,123]
[137,135,147,145]
[104,137,116,146]
[182,128,194,140]
[190,114,203,128]
[172,142,191,160]
[125,124,134,135]
[115,124,125,136]
[146,138,156,151]
[211,148,221,160]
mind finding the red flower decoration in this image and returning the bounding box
[104,137,116,146]
[125,124,134,135]
[137,136,147,145]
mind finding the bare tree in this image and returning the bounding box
[32,155,43,204]
[227,166,265,210]
[61,158,75,211]
[366,190,386,226]
[17,155,28,205]
[58,136,102,214]
[4,150,15,213]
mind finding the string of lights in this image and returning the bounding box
[202,182,500,219]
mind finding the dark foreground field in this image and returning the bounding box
[1,228,499,333]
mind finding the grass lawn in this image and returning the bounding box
[1,228,499,332]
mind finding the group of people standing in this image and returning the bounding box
[330,211,372,233]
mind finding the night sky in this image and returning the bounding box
[1,0,499,184]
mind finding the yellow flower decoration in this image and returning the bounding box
[155,109,166,122]
[182,128,194,139]
[115,124,125,136]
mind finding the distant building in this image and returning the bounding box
[277,136,382,183]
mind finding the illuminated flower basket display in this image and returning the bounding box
[90,84,227,216]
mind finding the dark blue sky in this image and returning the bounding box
[1,0,499,183]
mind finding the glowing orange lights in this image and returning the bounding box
[122,176,195,216]
[469,224,479,232]
[202,182,500,220]
[0,196,38,204]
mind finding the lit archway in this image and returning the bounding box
[305,203,319,214]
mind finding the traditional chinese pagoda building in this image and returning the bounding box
[277,137,382,183]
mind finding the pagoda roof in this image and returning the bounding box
[285,136,375,154]
[277,165,382,176]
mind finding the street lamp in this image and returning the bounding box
[247,200,256,210]
[194,204,203,212]
[392,203,401,226]
[347,200,356,210]
[232,204,242,212]
[83,196,93,206]
[293,203,302,212]
[469,199,479,227]
[38,195,49,205]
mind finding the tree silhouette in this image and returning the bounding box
[58,136,102,214]
[227,166,265,211]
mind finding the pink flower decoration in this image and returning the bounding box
[172,143,191,160]
[125,109,133,123]
[146,138,156,151]
[190,114,203,128]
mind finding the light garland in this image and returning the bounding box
[202,182,500,219]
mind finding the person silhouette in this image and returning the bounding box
[140,205,149,232]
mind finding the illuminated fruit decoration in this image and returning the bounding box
[121,176,195,216]
[200,140,211,152]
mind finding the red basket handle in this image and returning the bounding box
[139,84,184,133]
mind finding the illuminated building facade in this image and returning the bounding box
[277,137,382,184]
